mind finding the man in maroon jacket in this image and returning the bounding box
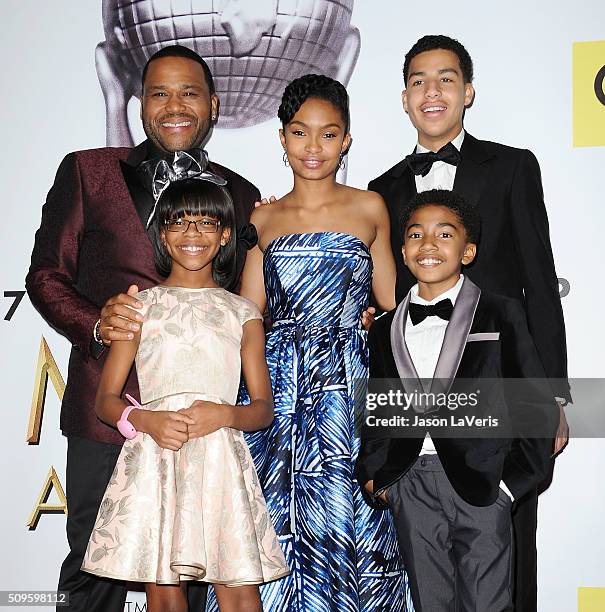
[26,46,260,612]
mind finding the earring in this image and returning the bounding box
[211,114,216,121]
[282,151,290,167]
[338,154,346,170]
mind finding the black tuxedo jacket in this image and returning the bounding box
[26,140,260,444]
[355,278,558,509]
[368,132,570,400]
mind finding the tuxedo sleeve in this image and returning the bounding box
[354,321,391,509]
[500,298,559,500]
[251,186,261,210]
[509,150,570,400]
[26,153,101,361]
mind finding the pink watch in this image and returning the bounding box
[117,394,142,439]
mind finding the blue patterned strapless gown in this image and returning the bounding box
[248,232,410,611]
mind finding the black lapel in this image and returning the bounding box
[453,133,494,208]
[397,168,417,210]
[120,140,155,230]
[388,152,417,209]
[207,160,226,180]
[388,160,417,301]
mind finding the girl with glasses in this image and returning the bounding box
[81,179,288,611]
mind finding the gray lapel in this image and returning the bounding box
[390,278,481,410]
[390,294,425,401]
[431,277,481,394]
[391,293,419,381]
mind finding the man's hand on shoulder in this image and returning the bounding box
[98,285,143,345]
[254,195,277,208]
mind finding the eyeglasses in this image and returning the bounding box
[164,218,222,233]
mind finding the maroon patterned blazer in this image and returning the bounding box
[26,140,260,445]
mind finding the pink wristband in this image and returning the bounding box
[117,394,142,439]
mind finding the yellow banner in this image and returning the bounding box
[579,587,605,611]
[573,40,605,147]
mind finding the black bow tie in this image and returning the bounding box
[409,298,454,325]
[404,142,461,177]
[137,149,227,227]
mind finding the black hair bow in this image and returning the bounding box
[237,223,258,250]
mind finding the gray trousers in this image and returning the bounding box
[387,455,513,612]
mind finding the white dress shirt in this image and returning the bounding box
[405,276,464,454]
[404,275,514,501]
[414,129,465,193]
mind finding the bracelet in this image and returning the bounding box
[117,394,143,439]
[93,319,103,345]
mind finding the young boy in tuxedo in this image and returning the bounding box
[355,189,558,612]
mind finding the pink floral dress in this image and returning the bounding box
[82,286,289,585]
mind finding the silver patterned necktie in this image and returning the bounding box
[139,149,227,227]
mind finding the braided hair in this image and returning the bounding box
[278,74,350,132]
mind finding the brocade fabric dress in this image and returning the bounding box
[81,286,289,586]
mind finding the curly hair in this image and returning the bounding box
[400,189,481,244]
[403,35,474,85]
[277,73,350,132]
[150,179,236,288]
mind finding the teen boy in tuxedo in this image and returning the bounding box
[368,35,569,610]
[356,190,558,611]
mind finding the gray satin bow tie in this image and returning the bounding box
[139,150,227,227]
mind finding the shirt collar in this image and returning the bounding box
[415,129,465,154]
[410,274,464,305]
